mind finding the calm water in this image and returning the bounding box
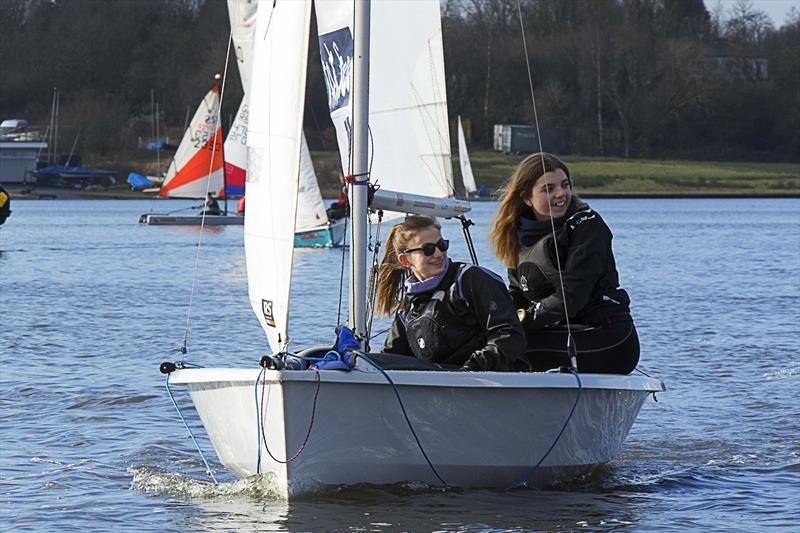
[1,198,798,532]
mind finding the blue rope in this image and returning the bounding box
[504,370,582,491]
[254,366,265,474]
[165,373,219,484]
[359,354,448,487]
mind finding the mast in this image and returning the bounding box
[214,73,229,215]
[349,0,370,343]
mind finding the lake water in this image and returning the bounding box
[1,198,798,532]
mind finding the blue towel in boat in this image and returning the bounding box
[310,326,360,371]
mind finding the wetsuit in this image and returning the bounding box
[203,197,221,216]
[383,260,528,371]
[510,206,639,374]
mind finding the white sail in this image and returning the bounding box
[223,95,248,196]
[296,134,329,231]
[457,115,477,194]
[245,0,312,352]
[315,0,453,209]
[227,0,258,91]
[223,1,258,195]
[159,86,224,198]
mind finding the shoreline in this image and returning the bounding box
[5,185,799,201]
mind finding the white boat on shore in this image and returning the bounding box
[162,0,664,499]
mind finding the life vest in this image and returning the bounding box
[400,263,484,365]
[0,185,10,225]
[517,233,563,302]
[516,209,631,325]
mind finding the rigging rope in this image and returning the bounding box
[504,370,582,491]
[164,371,219,484]
[365,209,384,350]
[256,367,321,464]
[359,354,448,487]
[180,30,234,362]
[515,0,577,370]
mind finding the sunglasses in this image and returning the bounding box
[402,238,449,256]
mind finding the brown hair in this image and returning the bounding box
[489,152,587,268]
[375,215,441,316]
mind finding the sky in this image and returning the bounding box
[705,0,800,27]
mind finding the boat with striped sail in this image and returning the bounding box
[138,76,241,226]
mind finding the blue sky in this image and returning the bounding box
[705,0,799,27]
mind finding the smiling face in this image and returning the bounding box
[522,168,572,221]
[397,225,447,280]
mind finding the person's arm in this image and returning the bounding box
[527,212,611,328]
[459,268,527,371]
[507,267,528,309]
[382,311,414,355]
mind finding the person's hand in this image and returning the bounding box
[518,301,547,329]
[460,353,487,372]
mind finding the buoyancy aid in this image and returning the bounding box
[400,263,485,365]
[515,209,630,326]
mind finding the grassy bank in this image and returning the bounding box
[17,150,797,199]
[311,150,800,197]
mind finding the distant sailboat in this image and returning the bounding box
[456,115,492,201]
[139,77,242,226]
[219,0,345,246]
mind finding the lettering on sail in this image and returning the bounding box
[262,299,276,327]
[319,27,353,113]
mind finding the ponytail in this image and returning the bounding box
[375,215,440,316]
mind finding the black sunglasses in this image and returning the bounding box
[402,238,449,256]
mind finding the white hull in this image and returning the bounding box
[139,213,244,226]
[170,365,664,498]
[294,219,346,247]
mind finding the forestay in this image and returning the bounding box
[245,0,312,352]
[315,0,454,211]
[159,86,224,198]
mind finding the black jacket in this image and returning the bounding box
[509,208,631,328]
[383,261,527,371]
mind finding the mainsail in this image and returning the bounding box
[159,85,224,198]
[315,0,454,208]
[457,115,477,194]
[245,0,312,351]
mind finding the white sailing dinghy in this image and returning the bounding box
[167,0,664,499]
[139,78,242,226]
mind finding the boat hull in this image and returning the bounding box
[139,214,244,226]
[170,366,664,498]
[294,219,346,247]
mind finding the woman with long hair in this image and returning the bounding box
[489,153,639,374]
[377,215,527,371]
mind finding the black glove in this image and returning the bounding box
[461,353,488,371]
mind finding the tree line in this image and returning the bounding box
[1,0,798,163]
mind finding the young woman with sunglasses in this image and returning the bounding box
[376,215,528,371]
[489,153,639,374]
